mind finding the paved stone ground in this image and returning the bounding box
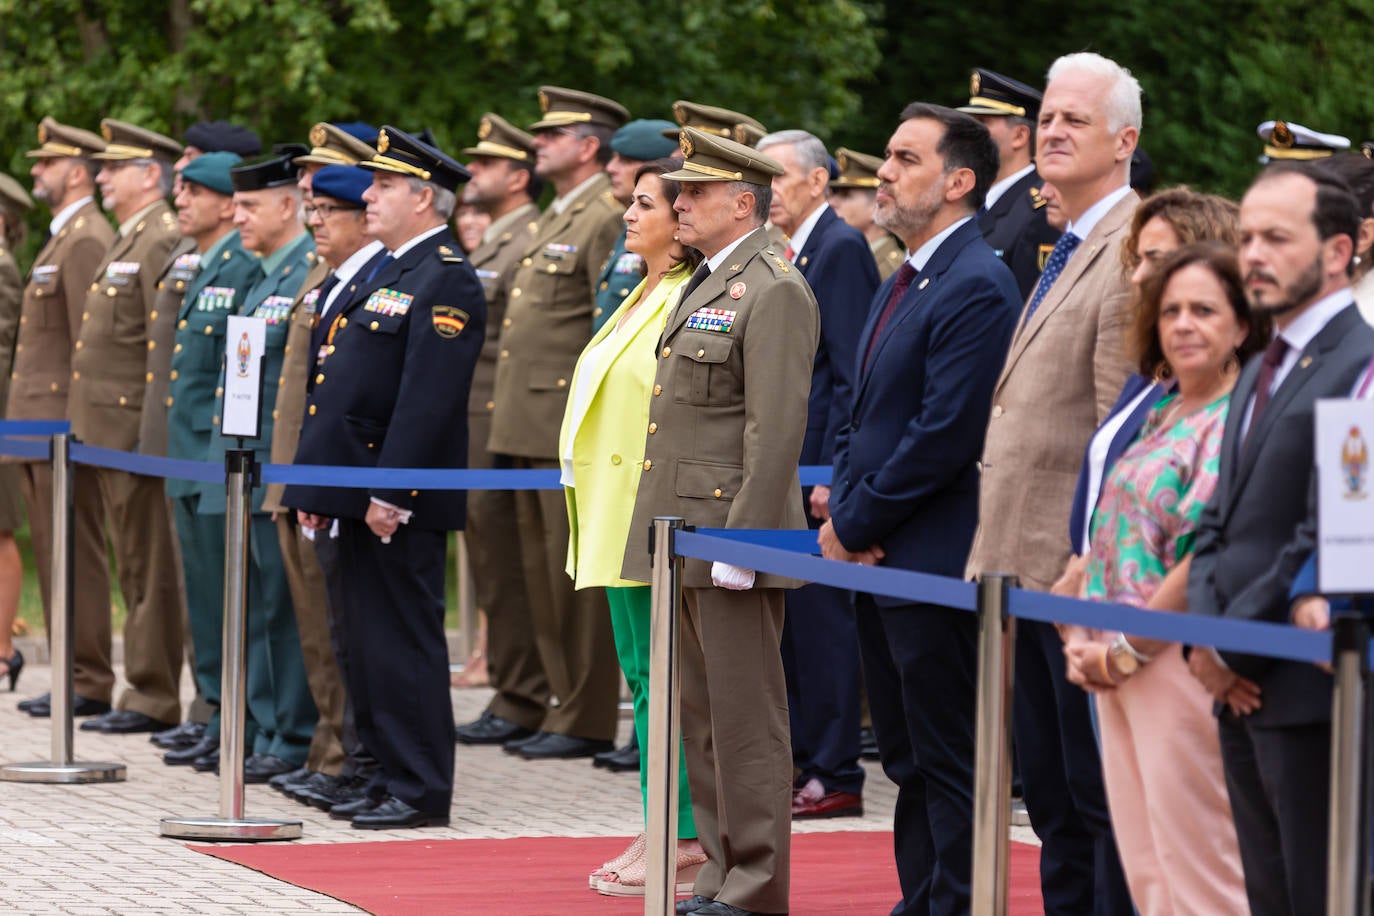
[0,657,1036,913]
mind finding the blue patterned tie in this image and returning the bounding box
[1023,233,1081,324]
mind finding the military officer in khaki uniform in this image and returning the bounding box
[666,100,769,147]
[621,128,819,916]
[71,119,186,734]
[11,118,116,719]
[829,148,906,281]
[452,113,551,746]
[488,87,627,760]
[292,121,378,192]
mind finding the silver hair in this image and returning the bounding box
[134,158,176,197]
[405,175,456,219]
[756,130,830,173]
[1046,52,1143,133]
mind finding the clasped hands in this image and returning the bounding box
[817,518,884,566]
[296,503,404,542]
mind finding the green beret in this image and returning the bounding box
[610,120,680,162]
[180,151,242,195]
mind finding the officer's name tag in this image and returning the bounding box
[613,252,643,274]
[363,287,413,317]
[543,242,577,261]
[685,307,736,333]
[222,315,266,440]
[197,287,236,311]
[105,261,140,286]
[256,295,293,325]
[32,265,58,284]
[301,288,321,316]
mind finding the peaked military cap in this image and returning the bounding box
[180,151,241,195]
[360,126,471,192]
[664,127,783,187]
[183,121,261,157]
[666,101,768,146]
[91,119,183,162]
[529,87,629,131]
[461,113,536,162]
[230,152,299,191]
[294,122,379,168]
[311,165,372,207]
[26,116,106,159]
[957,68,1042,120]
[611,119,680,161]
[0,174,34,212]
[1257,120,1350,162]
[830,148,883,190]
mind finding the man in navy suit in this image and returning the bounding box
[1188,163,1374,914]
[819,103,1020,914]
[756,128,880,820]
[286,127,486,830]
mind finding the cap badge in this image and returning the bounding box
[1273,121,1294,149]
[309,124,327,147]
[101,123,113,141]
[478,117,492,140]
[837,151,850,172]
[538,90,550,114]
[37,123,48,143]
[377,129,390,153]
[672,101,687,125]
[970,71,981,96]
[729,282,746,300]
[680,133,694,158]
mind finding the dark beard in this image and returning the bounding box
[1247,254,1324,319]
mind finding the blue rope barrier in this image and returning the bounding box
[70,444,224,483]
[0,435,53,460]
[0,420,71,435]
[675,528,1335,666]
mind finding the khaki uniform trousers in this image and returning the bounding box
[681,585,792,914]
[21,461,113,703]
[510,455,617,741]
[276,511,346,774]
[94,466,183,723]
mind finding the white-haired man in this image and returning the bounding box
[966,52,1141,915]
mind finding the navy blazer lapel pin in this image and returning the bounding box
[918,277,929,290]
[1298,355,1313,369]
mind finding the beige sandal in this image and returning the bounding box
[588,832,646,889]
[596,846,708,897]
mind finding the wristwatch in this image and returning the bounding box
[1108,634,1149,676]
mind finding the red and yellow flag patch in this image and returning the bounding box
[431,305,469,338]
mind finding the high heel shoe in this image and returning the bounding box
[1,649,23,692]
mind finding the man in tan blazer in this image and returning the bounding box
[488,87,626,759]
[622,128,819,916]
[965,52,1141,914]
[11,118,116,719]
[70,119,186,734]
[453,113,551,746]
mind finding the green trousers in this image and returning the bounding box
[606,586,695,838]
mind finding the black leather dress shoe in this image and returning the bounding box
[191,748,221,772]
[351,796,449,830]
[243,753,297,784]
[269,766,312,792]
[286,771,340,806]
[676,896,715,914]
[593,742,641,772]
[694,903,759,915]
[860,726,880,761]
[517,732,613,760]
[301,773,367,812]
[80,709,172,734]
[455,711,536,745]
[151,720,206,749]
[329,794,382,821]
[502,729,548,754]
[17,692,49,712]
[165,735,220,766]
[33,695,112,719]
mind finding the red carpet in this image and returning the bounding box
[193,832,1043,914]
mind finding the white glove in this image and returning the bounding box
[711,561,756,591]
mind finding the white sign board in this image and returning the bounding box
[220,315,266,440]
[1315,397,1374,594]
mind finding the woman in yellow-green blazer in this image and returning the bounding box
[559,159,707,898]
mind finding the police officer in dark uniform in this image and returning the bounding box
[287,127,485,829]
[958,67,1060,299]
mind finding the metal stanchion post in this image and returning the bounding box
[971,573,1017,916]
[161,448,300,840]
[1326,610,1371,916]
[644,517,685,916]
[0,433,124,783]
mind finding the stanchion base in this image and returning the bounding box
[159,815,302,842]
[0,761,126,784]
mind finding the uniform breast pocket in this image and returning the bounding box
[358,312,405,336]
[673,335,735,407]
[540,250,582,301]
[674,459,743,501]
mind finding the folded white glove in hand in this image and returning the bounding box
[711,561,756,591]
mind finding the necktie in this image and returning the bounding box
[784,244,796,262]
[863,262,918,372]
[681,263,711,302]
[1245,336,1290,445]
[312,273,341,329]
[1357,356,1374,399]
[1023,233,1081,325]
[367,252,395,281]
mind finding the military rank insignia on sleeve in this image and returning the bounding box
[431,306,469,338]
